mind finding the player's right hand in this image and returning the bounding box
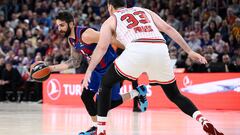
[82,70,92,90]
[188,50,207,64]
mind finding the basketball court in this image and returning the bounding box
[0,102,239,135]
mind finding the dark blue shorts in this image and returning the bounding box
[88,70,121,101]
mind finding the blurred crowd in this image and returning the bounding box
[0,0,239,101]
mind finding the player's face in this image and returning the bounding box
[56,19,71,37]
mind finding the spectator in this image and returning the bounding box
[222,54,236,72]
[34,39,48,57]
[229,0,240,15]
[204,20,218,39]
[226,8,237,25]
[206,8,222,28]
[91,16,101,31]
[187,31,202,51]
[206,45,218,62]
[193,21,202,38]
[9,12,19,29]
[219,20,230,42]
[0,57,5,101]
[212,33,226,54]
[166,14,181,31]
[176,50,188,69]
[230,18,240,49]
[234,57,240,72]
[1,61,23,101]
[14,28,27,43]
[0,11,5,27]
[201,31,213,47]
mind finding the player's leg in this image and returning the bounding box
[79,71,101,135]
[97,63,126,134]
[97,46,149,134]
[131,80,142,112]
[79,72,138,135]
[79,88,98,135]
[108,81,144,111]
[148,44,223,135]
[97,64,147,134]
[157,81,223,135]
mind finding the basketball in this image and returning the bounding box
[30,61,51,81]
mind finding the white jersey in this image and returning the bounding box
[113,7,165,47]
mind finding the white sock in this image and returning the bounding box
[129,90,139,99]
[97,116,107,134]
[192,111,208,125]
[93,122,97,127]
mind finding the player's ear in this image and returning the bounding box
[108,4,114,15]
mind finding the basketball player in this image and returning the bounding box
[82,0,224,135]
[50,11,148,135]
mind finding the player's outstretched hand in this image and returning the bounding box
[82,70,92,90]
[188,50,208,64]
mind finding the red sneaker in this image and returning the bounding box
[98,130,106,135]
[203,122,224,135]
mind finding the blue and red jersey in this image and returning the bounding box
[68,26,121,100]
[68,26,117,72]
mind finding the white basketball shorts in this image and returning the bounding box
[114,42,175,84]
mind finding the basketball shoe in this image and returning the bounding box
[202,120,224,135]
[136,85,148,112]
[78,126,97,135]
[97,130,106,135]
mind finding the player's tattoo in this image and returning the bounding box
[64,46,82,68]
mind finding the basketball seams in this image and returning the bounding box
[31,67,51,80]
[30,61,43,73]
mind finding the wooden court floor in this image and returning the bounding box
[0,103,239,135]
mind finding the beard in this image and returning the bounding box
[59,24,71,38]
[64,24,71,37]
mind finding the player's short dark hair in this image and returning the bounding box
[56,11,74,23]
[108,0,126,9]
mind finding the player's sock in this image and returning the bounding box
[129,90,139,99]
[193,111,224,135]
[97,116,107,135]
[192,111,208,124]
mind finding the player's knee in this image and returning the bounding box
[81,89,95,103]
[164,87,183,103]
[110,99,123,109]
[168,92,187,105]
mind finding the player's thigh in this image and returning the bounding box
[114,48,145,80]
[147,44,175,84]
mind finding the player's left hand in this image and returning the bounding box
[188,50,208,64]
[82,70,92,90]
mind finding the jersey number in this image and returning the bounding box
[120,11,150,29]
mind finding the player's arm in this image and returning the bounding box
[85,17,115,73]
[49,45,83,72]
[147,9,207,64]
[146,9,192,54]
[82,28,125,49]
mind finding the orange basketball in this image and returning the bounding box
[30,61,51,81]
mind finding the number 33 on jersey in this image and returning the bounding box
[113,7,165,45]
